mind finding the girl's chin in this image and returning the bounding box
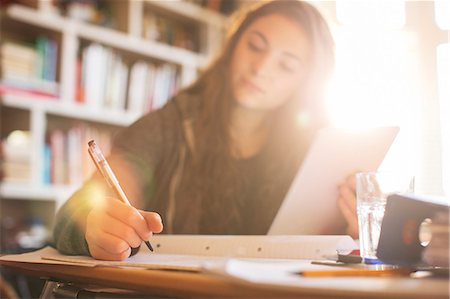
[233,98,259,109]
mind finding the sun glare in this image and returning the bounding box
[336,0,405,29]
[325,29,418,130]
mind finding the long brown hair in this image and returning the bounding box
[178,0,335,232]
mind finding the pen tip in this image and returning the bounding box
[145,241,154,252]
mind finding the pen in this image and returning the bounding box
[87,140,154,252]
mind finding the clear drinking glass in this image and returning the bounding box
[356,172,414,261]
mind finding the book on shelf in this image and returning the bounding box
[57,0,114,28]
[81,43,106,109]
[181,0,237,14]
[151,63,179,111]
[45,125,112,186]
[77,43,128,111]
[35,35,58,82]
[142,12,198,52]
[49,129,66,185]
[42,143,51,185]
[0,82,58,99]
[127,60,180,115]
[127,61,149,114]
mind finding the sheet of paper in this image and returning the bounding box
[0,246,88,266]
[204,259,449,298]
[269,126,399,235]
[42,249,227,272]
[0,246,221,271]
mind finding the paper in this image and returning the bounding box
[43,249,225,272]
[269,126,399,235]
[0,246,221,271]
[204,259,449,297]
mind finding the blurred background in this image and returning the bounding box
[0,0,448,297]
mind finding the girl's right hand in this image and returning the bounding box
[85,198,163,260]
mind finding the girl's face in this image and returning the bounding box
[230,14,312,112]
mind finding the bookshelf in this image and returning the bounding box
[0,0,234,252]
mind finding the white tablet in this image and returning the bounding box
[268,126,399,235]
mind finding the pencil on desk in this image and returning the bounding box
[299,267,413,277]
[87,140,154,252]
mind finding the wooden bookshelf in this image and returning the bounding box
[0,0,234,251]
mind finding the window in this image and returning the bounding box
[336,0,405,29]
[437,43,450,195]
[435,0,450,30]
[318,0,447,195]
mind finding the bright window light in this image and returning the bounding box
[435,0,450,30]
[325,28,419,174]
[336,0,405,29]
[326,30,418,129]
[437,43,450,195]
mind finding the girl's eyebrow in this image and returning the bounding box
[248,31,268,46]
[249,30,303,62]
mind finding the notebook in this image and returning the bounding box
[268,126,399,235]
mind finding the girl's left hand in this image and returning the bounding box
[338,174,359,239]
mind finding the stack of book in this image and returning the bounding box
[2,130,32,183]
[0,38,59,97]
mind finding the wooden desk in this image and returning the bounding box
[1,259,449,299]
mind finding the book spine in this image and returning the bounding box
[45,125,114,186]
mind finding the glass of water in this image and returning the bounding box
[356,172,414,262]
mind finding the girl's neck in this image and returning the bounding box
[229,105,270,159]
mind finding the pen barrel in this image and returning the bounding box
[111,183,132,206]
[88,142,132,206]
[98,160,118,187]
[99,160,131,206]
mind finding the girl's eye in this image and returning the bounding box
[280,59,300,73]
[247,35,266,52]
[248,40,265,52]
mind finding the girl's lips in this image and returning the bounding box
[241,78,264,94]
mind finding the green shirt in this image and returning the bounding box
[53,92,318,256]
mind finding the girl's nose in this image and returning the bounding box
[251,53,273,77]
